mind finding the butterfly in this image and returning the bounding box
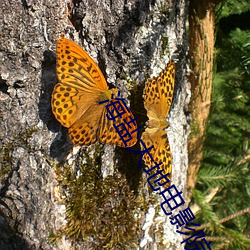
[141,60,175,188]
[51,38,137,147]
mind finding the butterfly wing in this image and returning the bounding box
[52,38,109,127]
[52,83,105,145]
[52,83,102,127]
[143,60,175,120]
[52,38,110,145]
[56,38,108,91]
[99,99,138,147]
[141,128,172,188]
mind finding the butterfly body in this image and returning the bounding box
[146,117,169,130]
[141,60,175,188]
[52,38,137,147]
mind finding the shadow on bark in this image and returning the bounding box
[0,209,32,250]
[38,50,73,161]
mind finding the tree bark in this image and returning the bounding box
[0,0,189,249]
[187,0,219,200]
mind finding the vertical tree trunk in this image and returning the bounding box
[0,1,189,249]
[187,0,220,199]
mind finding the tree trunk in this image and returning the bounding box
[0,1,189,249]
[187,0,220,200]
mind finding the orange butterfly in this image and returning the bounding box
[52,38,137,147]
[141,61,175,187]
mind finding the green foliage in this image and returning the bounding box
[218,0,250,17]
[216,29,250,72]
[191,2,250,249]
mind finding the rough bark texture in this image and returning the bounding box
[187,0,219,200]
[0,0,189,249]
